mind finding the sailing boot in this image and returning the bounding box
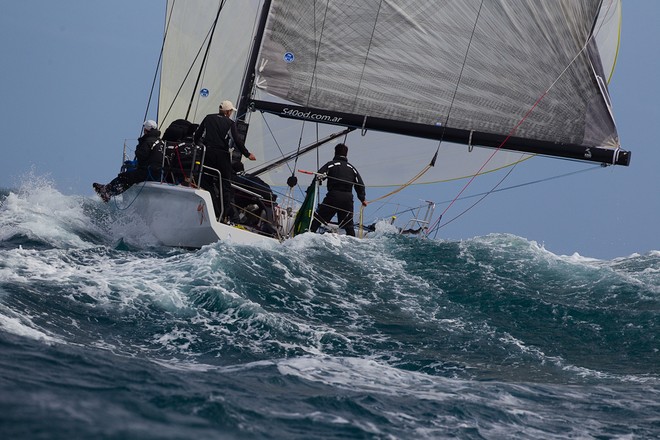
[93,183,111,203]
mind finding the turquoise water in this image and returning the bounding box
[1,183,658,439]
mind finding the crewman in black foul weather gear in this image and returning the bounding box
[93,120,163,202]
[310,143,367,237]
[194,100,256,222]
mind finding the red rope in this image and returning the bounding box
[429,89,549,232]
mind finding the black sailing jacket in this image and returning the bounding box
[134,129,163,170]
[193,113,251,158]
[318,155,366,202]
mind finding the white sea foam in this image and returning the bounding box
[104,208,161,248]
[0,303,64,343]
[0,173,99,249]
[277,356,458,400]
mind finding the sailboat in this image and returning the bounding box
[117,0,628,248]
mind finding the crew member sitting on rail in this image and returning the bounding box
[93,120,163,202]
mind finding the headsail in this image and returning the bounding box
[158,0,261,132]
[251,0,628,173]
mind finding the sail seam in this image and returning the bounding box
[351,0,384,110]
[305,1,331,107]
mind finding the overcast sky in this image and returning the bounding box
[0,1,657,259]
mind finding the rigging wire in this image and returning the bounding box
[142,0,175,136]
[258,115,296,177]
[185,0,226,121]
[282,0,324,187]
[429,89,553,235]
[351,0,383,110]
[285,121,308,188]
[428,163,604,237]
[430,158,522,237]
[304,2,330,107]
[236,0,272,120]
[438,0,485,137]
[160,14,218,125]
[438,164,603,206]
[362,1,485,221]
[427,1,615,237]
[360,163,602,238]
[366,164,434,205]
[329,2,488,221]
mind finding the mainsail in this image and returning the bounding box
[158,0,628,190]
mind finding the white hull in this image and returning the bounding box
[121,182,277,248]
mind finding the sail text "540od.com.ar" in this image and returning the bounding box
[282,108,343,123]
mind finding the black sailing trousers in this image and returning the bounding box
[310,191,356,236]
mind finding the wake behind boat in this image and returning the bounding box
[98,0,629,248]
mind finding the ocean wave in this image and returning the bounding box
[0,177,658,387]
[0,175,108,249]
[1,198,659,439]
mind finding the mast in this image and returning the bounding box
[236,0,272,123]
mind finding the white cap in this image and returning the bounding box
[143,120,158,131]
[219,100,237,112]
